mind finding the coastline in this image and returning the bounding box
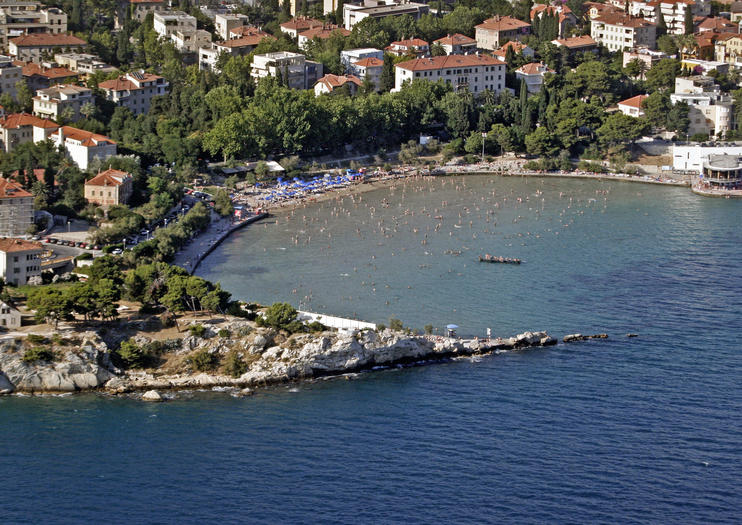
[178,166,692,274]
[0,317,613,397]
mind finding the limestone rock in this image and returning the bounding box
[142,390,163,402]
[0,372,14,394]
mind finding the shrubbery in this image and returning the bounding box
[22,347,55,363]
[188,349,216,371]
[223,349,246,378]
[189,324,206,337]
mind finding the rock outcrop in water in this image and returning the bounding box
[0,321,594,395]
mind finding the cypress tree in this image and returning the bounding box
[684,6,694,35]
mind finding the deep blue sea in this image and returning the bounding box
[2,176,741,524]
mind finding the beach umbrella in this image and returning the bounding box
[446,324,459,330]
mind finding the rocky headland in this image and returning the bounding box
[0,318,609,398]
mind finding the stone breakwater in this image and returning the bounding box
[0,323,610,396]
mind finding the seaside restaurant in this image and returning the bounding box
[700,154,742,189]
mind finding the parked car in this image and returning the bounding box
[111,248,123,255]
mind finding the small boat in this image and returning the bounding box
[478,255,521,264]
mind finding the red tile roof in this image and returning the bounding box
[14,61,79,80]
[552,35,598,49]
[493,40,532,57]
[52,126,115,147]
[316,74,362,91]
[9,33,87,48]
[85,169,131,187]
[390,38,429,48]
[396,54,505,72]
[434,33,477,46]
[216,33,275,48]
[594,14,655,28]
[618,94,648,109]
[0,112,58,129]
[299,26,351,40]
[0,178,32,199]
[476,16,532,32]
[280,17,323,31]
[516,62,555,75]
[10,168,58,186]
[0,237,42,252]
[354,57,384,67]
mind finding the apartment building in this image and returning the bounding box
[15,60,78,90]
[98,71,168,115]
[590,14,656,52]
[214,13,249,40]
[395,54,506,94]
[0,4,66,51]
[279,17,323,38]
[0,54,20,99]
[515,62,554,93]
[199,29,275,71]
[8,33,86,63]
[0,112,56,151]
[343,0,429,30]
[475,16,532,50]
[50,126,116,169]
[32,83,92,122]
[250,51,323,90]
[0,178,33,237]
[671,76,733,138]
[0,237,42,286]
[386,38,429,57]
[54,53,117,75]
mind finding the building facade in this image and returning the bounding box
[590,14,656,52]
[32,83,92,122]
[84,169,133,206]
[98,71,168,115]
[51,126,116,170]
[0,300,21,329]
[0,238,42,286]
[343,0,429,30]
[395,54,506,94]
[250,51,323,90]
[475,16,532,50]
[0,177,33,237]
[8,33,86,63]
[671,76,733,138]
[0,54,20,100]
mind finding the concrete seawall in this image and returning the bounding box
[187,213,268,275]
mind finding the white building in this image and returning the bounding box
[349,57,383,90]
[0,112,57,152]
[0,300,21,329]
[395,54,506,94]
[32,84,93,122]
[0,177,33,237]
[590,14,656,52]
[0,237,42,286]
[340,47,383,71]
[51,126,116,170]
[646,0,711,35]
[250,51,323,90]
[314,74,362,96]
[515,62,554,93]
[0,54,20,101]
[617,94,648,117]
[8,33,87,63]
[54,53,117,75]
[98,71,169,115]
[343,0,429,30]
[671,76,733,138]
[672,143,742,172]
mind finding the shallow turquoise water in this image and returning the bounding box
[2,176,741,524]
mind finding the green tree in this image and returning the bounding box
[645,59,680,92]
[261,302,298,330]
[525,126,558,157]
[684,6,694,35]
[213,188,234,217]
[657,10,667,36]
[26,287,72,327]
[380,53,395,92]
[15,80,33,112]
[596,112,651,148]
